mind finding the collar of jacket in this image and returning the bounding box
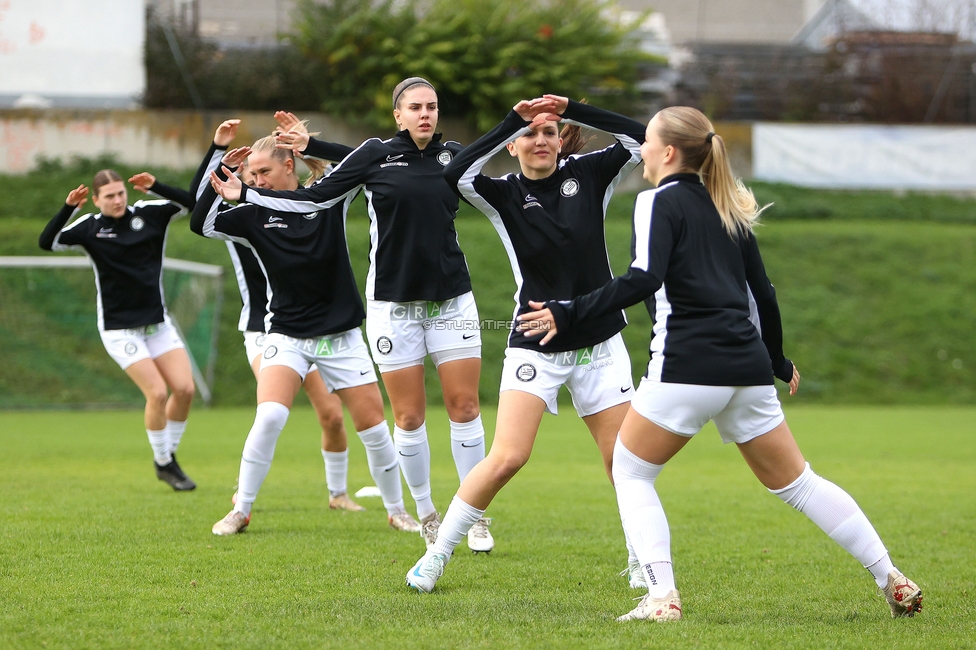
[657,172,702,187]
[393,129,444,151]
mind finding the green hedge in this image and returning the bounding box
[1,161,973,406]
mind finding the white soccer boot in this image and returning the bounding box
[212,510,250,536]
[466,517,494,553]
[881,570,923,617]
[388,510,422,533]
[406,550,449,594]
[620,559,647,589]
[616,590,683,622]
[421,512,441,549]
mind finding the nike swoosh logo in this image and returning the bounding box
[460,441,481,448]
[268,216,283,222]
[399,451,419,457]
[620,386,632,393]
[386,154,403,162]
[360,370,370,375]
[462,333,476,340]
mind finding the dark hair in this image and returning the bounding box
[558,99,593,161]
[92,169,123,196]
[392,77,435,109]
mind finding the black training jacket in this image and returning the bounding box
[444,100,644,353]
[547,173,794,386]
[239,131,471,302]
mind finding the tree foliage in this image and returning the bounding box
[291,0,655,130]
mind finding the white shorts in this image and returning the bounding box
[100,315,185,370]
[499,333,634,417]
[259,328,376,392]
[366,291,482,372]
[630,379,785,444]
[243,330,269,366]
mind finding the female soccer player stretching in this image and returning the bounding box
[519,106,922,621]
[211,78,489,550]
[39,171,197,491]
[194,136,410,536]
[405,94,645,592]
[192,116,371,513]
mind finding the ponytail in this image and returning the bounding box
[558,98,593,161]
[654,107,768,237]
[254,119,329,187]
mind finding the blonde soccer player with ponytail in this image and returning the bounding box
[192,126,412,536]
[519,107,922,622]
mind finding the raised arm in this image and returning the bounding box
[191,147,251,238]
[129,173,195,210]
[214,141,372,212]
[518,190,674,344]
[39,185,88,251]
[273,111,355,163]
[741,231,795,384]
[443,109,532,202]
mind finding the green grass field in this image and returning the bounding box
[2,405,974,649]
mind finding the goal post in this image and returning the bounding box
[0,256,223,408]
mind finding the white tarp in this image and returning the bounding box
[0,0,144,106]
[753,123,976,191]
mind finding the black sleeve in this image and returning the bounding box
[39,204,79,251]
[191,164,239,237]
[147,180,195,210]
[190,142,228,201]
[302,137,355,163]
[240,141,371,212]
[742,232,794,383]
[444,110,530,205]
[547,191,674,333]
[559,99,645,188]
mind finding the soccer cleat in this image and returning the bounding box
[405,550,449,594]
[212,510,250,535]
[155,455,196,491]
[329,493,365,511]
[620,559,647,589]
[467,517,494,553]
[616,590,683,622]
[388,510,422,533]
[881,570,923,618]
[421,512,441,549]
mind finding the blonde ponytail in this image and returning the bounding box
[251,120,330,188]
[654,107,768,237]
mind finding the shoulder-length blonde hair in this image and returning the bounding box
[654,106,768,236]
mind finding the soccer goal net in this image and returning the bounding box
[0,256,223,409]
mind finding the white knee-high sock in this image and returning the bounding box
[394,422,435,520]
[450,415,486,483]
[612,437,675,598]
[166,420,187,455]
[235,402,290,517]
[771,462,894,587]
[147,428,171,465]
[432,495,484,557]
[357,422,406,515]
[322,449,348,497]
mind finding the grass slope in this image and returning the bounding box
[1,406,974,648]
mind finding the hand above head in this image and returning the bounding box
[221,146,252,169]
[275,129,310,154]
[513,97,561,123]
[274,111,302,134]
[128,172,156,193]
[214,119,242,147]
[516,300,558,346]
[541,94,570,115]
[210,166,244,202]
[65,184,89,208]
